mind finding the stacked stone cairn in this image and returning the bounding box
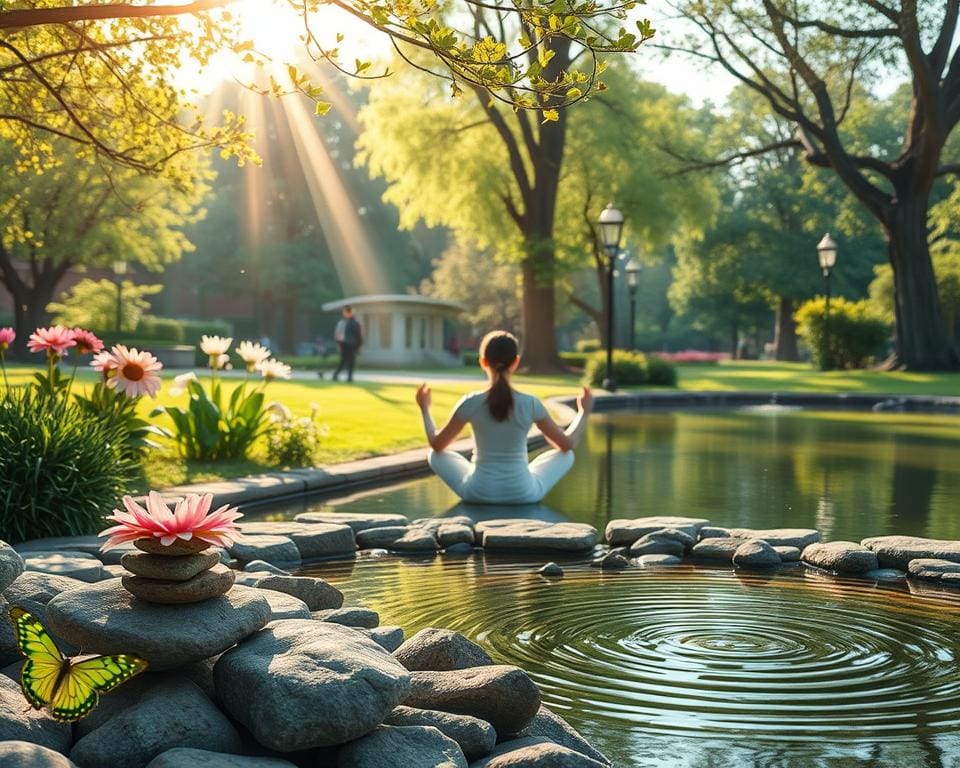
[119,537,234,604]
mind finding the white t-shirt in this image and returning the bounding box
[452,390,548,465]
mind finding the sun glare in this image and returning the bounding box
[176,0,387,95]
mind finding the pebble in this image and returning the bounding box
[537,563,564,578]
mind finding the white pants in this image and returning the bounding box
[428,448,574,504]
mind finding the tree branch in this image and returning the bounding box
[0,0,232,31]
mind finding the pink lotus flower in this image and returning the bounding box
[71,328,104,356]
[103,345,163,398]
[27,326,76,357]
[0,327,13,352]
[99,491,245,552]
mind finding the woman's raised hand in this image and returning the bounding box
[415,382,432,410]
[578,386,594,414]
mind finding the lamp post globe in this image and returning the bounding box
[816,234,838,370]
[597,204,625,391]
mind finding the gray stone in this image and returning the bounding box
[122,563,235,604]
[386,706,496,761]
[605,517,710,546]
[803,542,879,574]
[537,563,563,578]
[356,527,409,549]
[648,527,696,549]
[864,568,905,580]
[628,534,685,558]
[228,535,301,567]
[356,626,405,652]
[70,676,242,768]
[14,536,106,557]
[479,521,597,552]
[0,596,20,667]
[390,530,439,552]
[21,552,104,583]
[46,580,271,670]
[702,527,821,550]
[241,560,289,575]
[405,666,540,736]
[146,749,297,768]
[520,706,610,765]
[690,537,751,562]
[121,550,220,581]
[469,736,607,767]
[294,512,410,532]
[394,628,493,671]
[593,552,629,570]
[214,620,411,751]
[240,521,356,559]
[444,543,474,556]
[102,565,128,578]
[0,541,23,592]
[437,524,476,549]
[773,546,801,563]
[861,536,960,570]
[907,558,960,582]
[336,725,467,768]
[314,607,380,628]
[254,574,344,611]
[632,554,681,567]
[732,540,782,569]
[410,516,476,532]
[3,570,85,605]
[0,742,78,767]
[133,537,213,556]
[256,588,312,620]
[234,571,272,587]
[0,674,71,752]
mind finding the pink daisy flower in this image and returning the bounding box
[104,345,163,398]
[27,326,76,357]
[99,491,244,552]
[71,328,104,356]
[91,350,116,374]
[0,327,14,352]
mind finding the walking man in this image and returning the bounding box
[332,305,363,382]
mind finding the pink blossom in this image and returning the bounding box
[71,329,104,356]
[27,326,76,357]
[91,350,116,374]
[0,327,13,352]
[99,491,244,552]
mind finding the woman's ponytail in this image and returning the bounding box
[480,331,518,422]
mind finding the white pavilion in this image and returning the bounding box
[321,294,464,367]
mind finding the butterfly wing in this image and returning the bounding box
[8,607,64,712]
[47,654,148,722]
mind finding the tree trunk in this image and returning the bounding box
[885,196,960,370]
[730,319,739,358]
[10,287,53,359]
[773,296,799,361]
[520,257,561,371]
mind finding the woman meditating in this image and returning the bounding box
[416,330,593,504]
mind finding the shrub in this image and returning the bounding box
[462,351,480,367]
[266,404,325,467]
[583,349,667,388]
[795,297,891,369]
[559,352,589,369]
[646,355,679,385]
[575,339,602,353]
[137,315,187,343]
[47,278,162,332]
[0,388,137,542]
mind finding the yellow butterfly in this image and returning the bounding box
[8,606,148,722]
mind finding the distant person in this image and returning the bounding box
[331,305,363,382]
[415,330,592,504]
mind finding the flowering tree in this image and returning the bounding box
[1,0,649,174]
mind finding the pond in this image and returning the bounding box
[263,409,960,767]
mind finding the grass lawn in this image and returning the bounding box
[4,359,956,491]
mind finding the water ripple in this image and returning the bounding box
[305,558,960,765]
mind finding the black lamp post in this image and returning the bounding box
[112,260,127,332]
[597,203,625,391]
[816,233,838,369]
[625,257,640,351]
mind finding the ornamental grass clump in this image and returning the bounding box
[0,327,164,542]
[154,336,293,461]
[0,387,137,542]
